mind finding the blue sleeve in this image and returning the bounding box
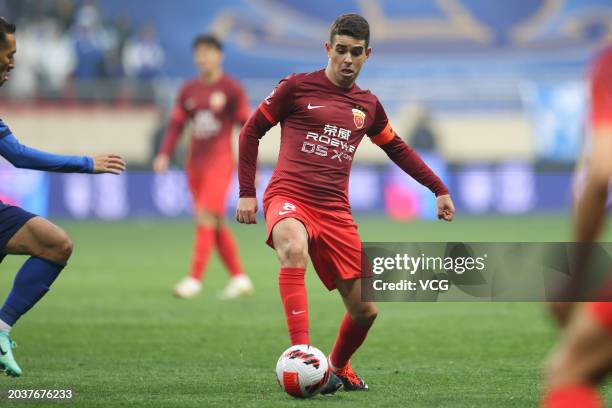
[0,122,93,173]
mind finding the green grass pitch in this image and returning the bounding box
[0,215,610,407]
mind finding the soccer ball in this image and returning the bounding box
[276,344,329,398]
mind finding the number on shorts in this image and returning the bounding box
[278,202,296,215]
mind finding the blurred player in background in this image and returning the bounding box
[154,34,253,299]
[542,43,612,407]
[0,17,126,377]
[236,14,454,392]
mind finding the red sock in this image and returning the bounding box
[279,267,309,345]
[189,226,215,280]
[330,313,373,370]
[543,385,602,408]
[216,226,244,277]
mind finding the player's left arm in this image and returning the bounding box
[368,101,454,221]
[0,122,125,174]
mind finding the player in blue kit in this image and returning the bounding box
[0,17,126,377]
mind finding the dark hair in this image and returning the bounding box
[192,34,222,51]
[0,17,15,49]
[329,14,370,48]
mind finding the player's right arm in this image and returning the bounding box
[154,84,189,173]
[0,120,125,174]
[575,50,612,243]
[236,75,297,224]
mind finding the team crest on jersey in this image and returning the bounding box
[352,108,366,129]
[209,91,227,112]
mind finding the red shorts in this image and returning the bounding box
[263,195,362,291]
[590,302,612,331]
[186,161,233,215]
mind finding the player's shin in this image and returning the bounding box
[0,256,64,327]
[279,267,309,345]
[329,311,375,370]
[216,225,244,277]
[190,226,215,280]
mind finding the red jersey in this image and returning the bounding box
[255,70,394,211]
[159,74,249,165]
[591,45,612,129]
[239,69,447,213]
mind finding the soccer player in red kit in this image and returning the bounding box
[542,44,612,408]
[154,34,253,299]
[236,14,455,392]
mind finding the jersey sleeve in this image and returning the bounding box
[238,75,295,198]
[591,50,612,129]
[257,74,298,125]
[171,83,189,123]
[159,83,189,156]
[367,99,395,146]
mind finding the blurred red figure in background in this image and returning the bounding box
[154,34,253,299]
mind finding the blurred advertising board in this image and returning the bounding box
[0,161,49,216]
[42,165,574,219]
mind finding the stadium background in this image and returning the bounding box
[0,0,610,407]
[1,0,609,219]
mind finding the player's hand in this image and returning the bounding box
[436,194,455,221]
[92,154,126,175]
[153,154,170,173]
[236,197,258,224]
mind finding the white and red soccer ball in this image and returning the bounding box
[276,345,329,398]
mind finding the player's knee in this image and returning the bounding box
[32,226,73,264]
[196,211,218,227]
[53,234,73,264]
[350,303,378,325]
[276,240,308,267]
